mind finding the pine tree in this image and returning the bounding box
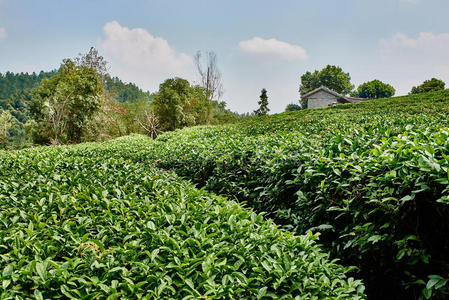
[254,88,269,116]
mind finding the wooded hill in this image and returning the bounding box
[0,71,152,103]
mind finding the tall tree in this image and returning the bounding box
[152,78,193,131]
[299,65,354,96]
[75,47,108,82]
[0,110,13,148]
[410,78,445,94]
[352,80,395,99]
[254,88,269,116]
[194,51,224,100]
[153,77,221,132]
[29,59,104,144]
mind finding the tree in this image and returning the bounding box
[75,47,108,82]
[105,75,152,103]
[254,88,269,116]
[29,59,103,144]
[152,77,226,132]
[352,80,395,99]
[0,110,13,148]
[285,103,301,111]
[410,78,446,94]
[152,78,195,131]
[135,111,160,139]
[299,65,354,96]
[194,51,224,100]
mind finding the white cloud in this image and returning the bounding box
[0,27,6,41]
[380,32,449,53]
[378,32,449,94]
[238,37,307,60]
[99,21,194,92]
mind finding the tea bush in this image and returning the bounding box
[133,90,449,299]
[0,137,365,299]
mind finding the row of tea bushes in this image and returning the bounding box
[0,137,365,299]
[135,90,449,299]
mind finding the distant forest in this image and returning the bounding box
[0,71,152,103]
[0,69,153,148]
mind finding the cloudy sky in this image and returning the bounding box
[0,0,448,113]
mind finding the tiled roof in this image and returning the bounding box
[302,86,367,103]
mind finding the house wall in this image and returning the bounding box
[306,90,339,108]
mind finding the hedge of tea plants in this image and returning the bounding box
[134,90,449,299]
[0,137,365,299]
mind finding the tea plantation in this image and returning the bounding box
[132,90,449,299]
[2,89,449,299]
[0,138,364,298]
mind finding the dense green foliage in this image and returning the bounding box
[0,71,57,100]
[153,77,237,132]
[0,69,154,148]
[28,59,104,144]
[0,110,13,148]
[0,136,364,299]
[0,90,32,149]
[299,65,354,96]
[410,78,446,95]
[127,90,449,299]
[105,75,153,103]
[0,71,151,104]
[352,79,395,99]
[285,103,301,112]
[254,89,269,116]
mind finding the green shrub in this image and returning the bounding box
[132,90,449,299]
[0,137,364,299]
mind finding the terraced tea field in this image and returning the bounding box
[2,89,449,299]
[0,138,364,299]
[135,90,449,299]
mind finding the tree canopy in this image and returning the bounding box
[0,69,151,104]
[352,80,395,99]
[410,78,446,94]
[0,110,13,149]
[299,65,354,96]
[285,103,301,111]
[152,78,217,131]
[152,77,238,132]
[29,59,103,144]
[0,71,57,99]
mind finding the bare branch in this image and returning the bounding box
[194,50,224,100]
[135,111,161,139]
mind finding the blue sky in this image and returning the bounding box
[1,0,448,113]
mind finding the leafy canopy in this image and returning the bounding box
[0,110,13,148]
[285,103,302,111]
[410,78,445,94]
[152,78,195,131]
[299,65,354,96]
[29,59,103,144]
[153,77,231,132]
[352,79,395,99]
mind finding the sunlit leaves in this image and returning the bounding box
[0,137,364,298]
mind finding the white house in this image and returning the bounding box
[302,86,367,109]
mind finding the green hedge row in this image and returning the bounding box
[133,90,449,299]
[0,138,365,299]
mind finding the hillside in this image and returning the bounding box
[0,137,364,298]
[0,71,152,103]
[133,89,449,299]
[2,90,449,298]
